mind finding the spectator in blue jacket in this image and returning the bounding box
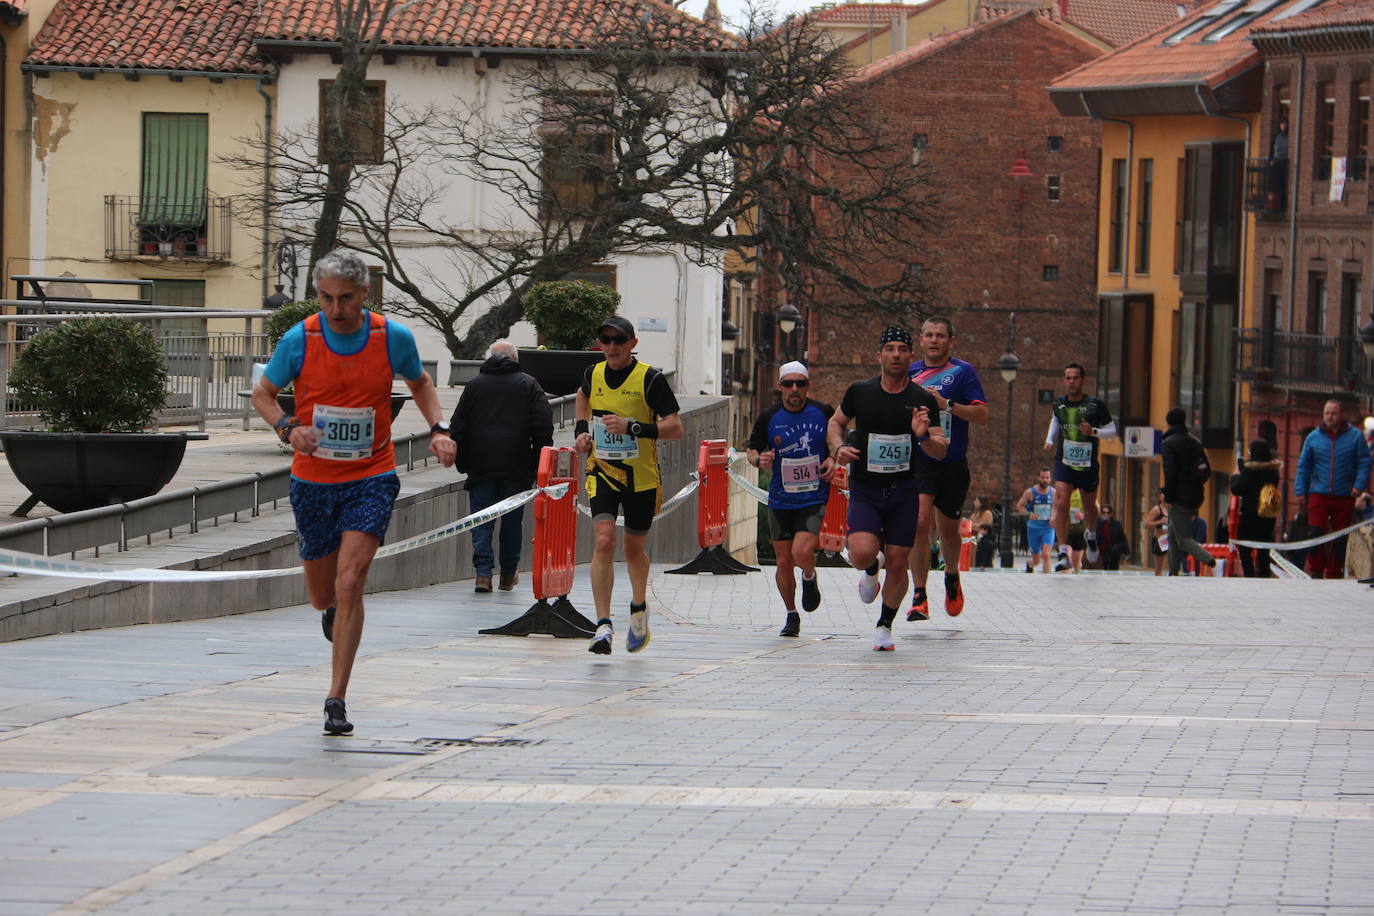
[1295,400,1371,578]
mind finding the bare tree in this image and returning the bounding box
[305,0,404,296]
[235,8,942,357]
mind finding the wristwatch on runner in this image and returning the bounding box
[430,421,451,437]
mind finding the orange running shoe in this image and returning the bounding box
[944,573,964,617]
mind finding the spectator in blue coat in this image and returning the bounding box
[1295,400,1371,578]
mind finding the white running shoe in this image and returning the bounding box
[1053,550,1072,573]
[588,622,613,655]
[1084,533,1100,564]
[626,608,650,653]
[872,626,895,651]
[857,571,881,604]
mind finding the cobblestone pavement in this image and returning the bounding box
[0,563,1370,914]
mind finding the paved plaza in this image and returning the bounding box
[0,559,1371,915]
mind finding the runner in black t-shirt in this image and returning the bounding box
[826,326,947,652]
[1042,362,1115,572]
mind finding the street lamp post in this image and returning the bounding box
[997,315,1020,569]
[776,303,802,362]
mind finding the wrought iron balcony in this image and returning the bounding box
[104,195,231,261]
[1244,158,1287,220]
[1235,327,1374,395]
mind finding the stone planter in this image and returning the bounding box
[516,348,605,397]
[0,430,208,514]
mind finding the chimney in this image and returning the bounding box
[704,0,722,29]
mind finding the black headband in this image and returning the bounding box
[879,325,912,347]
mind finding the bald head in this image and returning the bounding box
[488,340,517,360]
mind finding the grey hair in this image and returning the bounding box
[487,339,517,359]
[313,249,371,290]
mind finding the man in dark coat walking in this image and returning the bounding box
[1160,406,1217,576]
[451,340,554,592]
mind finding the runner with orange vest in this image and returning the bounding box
[253,250,456,736]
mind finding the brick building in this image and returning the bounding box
[753,10,1103,507]
[1243,1,1374,507]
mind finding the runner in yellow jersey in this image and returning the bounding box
[573,316,683,655]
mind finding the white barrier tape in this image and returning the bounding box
[0,483,569,583]
[1269,551,1310,580]
[725,450,771,504]
[575,476,700,526]
[1231,517,1373,552]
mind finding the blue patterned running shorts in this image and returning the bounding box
[289,473,402,561]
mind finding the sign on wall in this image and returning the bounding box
[1123,426,1159,458]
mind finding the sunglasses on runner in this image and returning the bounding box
[779,379,808,388]
[598,335,630,345]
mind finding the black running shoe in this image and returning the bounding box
[323,698,352,735]
[321,606,335,643]
[906,588,929,622]
[779,613,801,637]
[801,576,821,612]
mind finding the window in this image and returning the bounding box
[1351,81,1369,180]
[1042,265,1059,281]
[1175,299,1235,446]
[147,278,206,338]
[1315,82,1335,179]
[1047,174,1061,202]
[1174,157,1186,274]
[1047,135,1063,152]
[1135,159,1153,274]
[1098,294,1152,426]
[912,133,928,165]
[906,262,924,280]
[1264,267,1284,331]
[1180,143,1243,276]
[542,132,612,212]
[318,80,385,165]
[140,113,208,247]
[1307,271,1327,336]
[1108,159,1126,274]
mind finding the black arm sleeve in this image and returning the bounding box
[644,368,681,418]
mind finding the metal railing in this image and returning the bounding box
[104,195,232,261]
[0,306,271,431]
[0,432,445,559]
[1235,327,1373,393]
[1244,157,1288,219]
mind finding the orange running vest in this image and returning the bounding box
[291,311,396,484]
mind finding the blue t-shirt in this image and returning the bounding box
[748,399,834,509]
[264,312,423,388]
[909,357,986,463]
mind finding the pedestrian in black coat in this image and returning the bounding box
[1229,438,1282,578]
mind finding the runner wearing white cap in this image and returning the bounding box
[747,361,836,637]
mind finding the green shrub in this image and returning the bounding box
[522,281,620,350]
[265,299,321,348]
[9,317,168,432]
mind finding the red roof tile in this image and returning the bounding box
[1059,0,1185,46]
[25,0,732,75]
[254,0,734,52]
[1048,0,1312,92]
[27,0,271,73]
[806,1,932,25]
[1251,0,1374,35]
[850,8,1098,82]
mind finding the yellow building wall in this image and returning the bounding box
[837,1,975,69]
[1093,115,1259,534]
[2,0,65,303]
[26,72,270,322]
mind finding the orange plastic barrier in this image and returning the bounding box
[958,517,974,571]
[1198,542,1239,577]
[696,439,731,550]
[817,465,849,554]
[532,446,581,601]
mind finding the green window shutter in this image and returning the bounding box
[141,113,208,227]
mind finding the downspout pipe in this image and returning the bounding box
[1194,84,1252,465]
[1080,92,1132,294]
[256,79,273,303]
